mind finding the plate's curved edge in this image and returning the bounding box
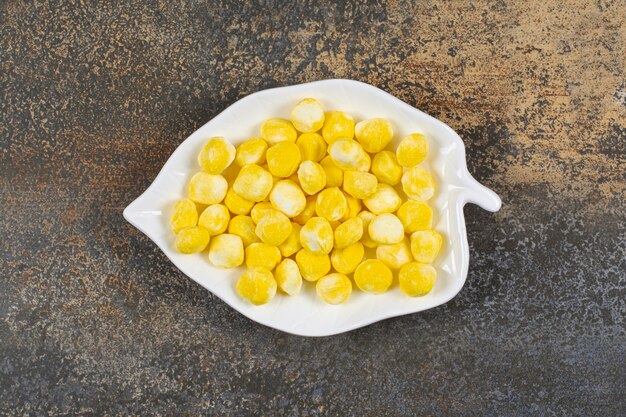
[123,79,501,337]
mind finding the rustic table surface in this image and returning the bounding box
[2,1,624,415]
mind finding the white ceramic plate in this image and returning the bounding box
[124,79,501,337]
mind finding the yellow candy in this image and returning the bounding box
[292,196,316,225]
[197,137,235,174]
[402,166,435,201]
[369,213,404,244]
[295,249,331,282]
[410,230,443,263]
[396,133,428,167]
[320,156,343,187]
[354,118,393,153]
[255,209,292,246]
[228,215,260,247]
[296,132,327,162]
[266,141,302,178]
[235,137,268,167]
[321,111,354,144]
[362,183,402,214]
[357,211,378,248]
[245,242,281,270]
[224,187,255,215]
[198,204,230,235]
[342,171,377,199]
[397,201,433,233]
[340,194,362,222]
[290,98,325,133]
[297,161,326,195]
[399,262,436,296]
[232,164,273,202]
[328,139,370,172]
[189,172,228,205]
[354,259,392,294]
[250,202,274,224]
[174,226,210,254]
[315,187,347,221]
[261,118,297,145]
[171,198,198,233]
[316,273,352,304]
[278,223,302,257]
[275,259,302,296]
[376,238,413,270]
[269,180,306,217]
[331,241,364,274]
[236,267,277,305]
[334,217,363,249]
[300,217,334,255]
[371,151,402,186]
[208,233,244,268]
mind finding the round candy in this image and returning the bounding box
[208,233,244,268]
[334,217,363,249]
[343,171,377,199]
[300,217,334,255]
[354,259,393,294]
[315,187,347,221]
[371,151,402,186]
[297,161,326,195]
[233,164,273,202]
[402,166,435,201]
[328,139,370,172]
[397,200,433,233]
[198,136,235,174]
[255,209,292,246]
[316,273,352,304]
[295,249,331,282]
[399,262,436,296]
[362,183,402,214]
[376,238,413,270]
[245,242,281,271]
[198,204,230,235]
[189,172,228,205]
[224,187,255,215]
[174,226,210,254]
[171,198,198,234]
[409,230,443,263]
[275,259,302,296]
[369,213,404,244]
[296,132,327,162]
[396,133,428,167]
[290,98,325,133]
[321,111,354,144]
[331,241,364,274]
[236,267,277,305]
[270,180,306,218]
[354,118,393,153]
[261,118,297,145]
[266,141,302,178]
[235,137,268,167]
[228,215,260,247]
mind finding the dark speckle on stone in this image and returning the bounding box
[1,0,625,415]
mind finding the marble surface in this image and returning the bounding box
[1,1,624,415]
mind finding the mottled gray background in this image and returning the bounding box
[1,1,625,416]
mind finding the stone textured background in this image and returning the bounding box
[1,1,625,415]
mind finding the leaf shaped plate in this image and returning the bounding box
[124,79,501,337]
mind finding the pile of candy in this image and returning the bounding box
[170,98,442,305]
